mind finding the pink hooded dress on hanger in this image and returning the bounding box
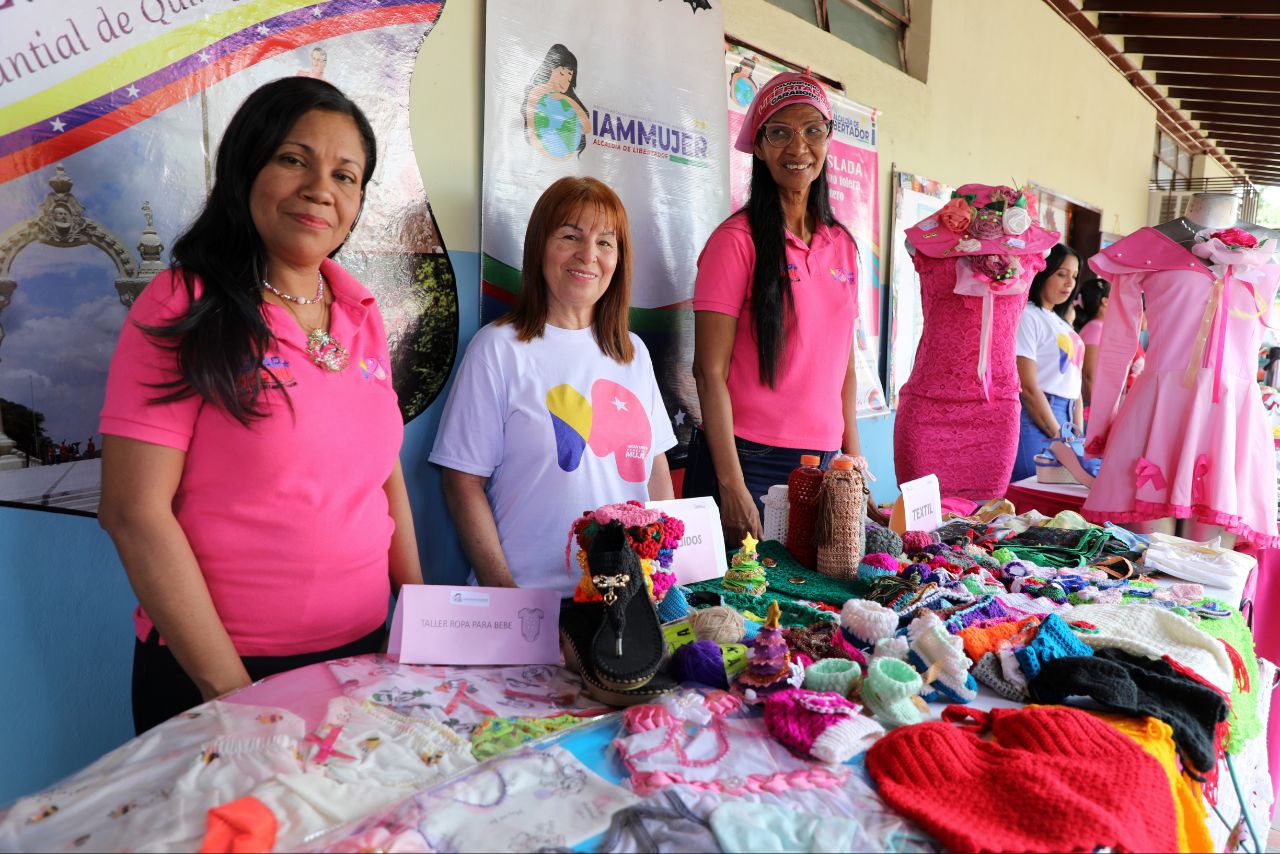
[895,184,1059,498]
[1082,227,1280,547]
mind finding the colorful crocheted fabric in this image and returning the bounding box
[1013,613,1093,682]
[958,617,1039,663]
[686,542,855,627]
[866,704,1178,853]
[763,689,883,764]
[571,501,685,603]
[1192,605,1261,752]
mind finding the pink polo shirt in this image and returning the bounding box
[693,213,859,449]
[100,259,403,656]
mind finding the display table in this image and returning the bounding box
[2,532,1276,852]
[1003,475,1088,517]
[0,654,1271,852]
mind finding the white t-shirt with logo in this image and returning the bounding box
[430,321,678,595]
[1016,304,1085,399]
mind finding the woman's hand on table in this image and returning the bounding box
[722,482,763,544]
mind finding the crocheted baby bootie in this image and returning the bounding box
[803,658,862,698]
[763,688,884,764]
[587,521,663,692]
[862,656,923,729]
[841,598,899,647]
[907,612,978,704]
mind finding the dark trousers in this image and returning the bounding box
[131,625,386,735]
[682,426,838,517]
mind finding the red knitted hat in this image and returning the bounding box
[865,705,1178,853]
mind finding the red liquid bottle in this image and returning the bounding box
[785,454,824,568]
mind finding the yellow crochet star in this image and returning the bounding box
[741,533,759,555]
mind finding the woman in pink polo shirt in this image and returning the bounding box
[98,78,421,734]
[686,73,869,541]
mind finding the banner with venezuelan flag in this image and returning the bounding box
[0,0,457,515]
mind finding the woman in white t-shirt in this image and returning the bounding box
[430,177,676,595]
[1011,245,1099,481]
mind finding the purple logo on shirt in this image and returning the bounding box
[829,266,856,285]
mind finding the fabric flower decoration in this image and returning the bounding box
[1209,227,1258,249]
[936,198,974,233]
[973,254,1020,281]
[1002,206,1032,236]
[970,210,1004,240]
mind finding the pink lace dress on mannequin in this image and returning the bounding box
[895,184,1058,499]
[1082,227,1280,547]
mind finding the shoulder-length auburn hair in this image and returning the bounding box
[499,176,635,363]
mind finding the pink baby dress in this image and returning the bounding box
[1083,227,1280,547]
[895,184,1059,498]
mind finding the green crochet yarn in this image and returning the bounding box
[686,541,857,628]
[992,547,1017,564]
[1193,604,1261,753]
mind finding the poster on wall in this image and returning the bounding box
[886,169,953,407]
[0,0,458,516]
[725,44,886,416]
[480,0,730,457]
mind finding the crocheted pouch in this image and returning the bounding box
[814,466,867,581]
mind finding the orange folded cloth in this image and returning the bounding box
[958,616,1040,663]
[199,796,278,853]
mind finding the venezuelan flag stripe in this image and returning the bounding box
[0,0,440,184]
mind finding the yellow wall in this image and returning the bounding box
[724,0,1155,244]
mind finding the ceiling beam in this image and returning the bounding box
[1155,72,1280,92]
[1216,144,1280,159]
[1176,100,1280,119]
[1144,57,1280,76]
[1100,15,1280,39]
[1167,87,1280,107]
[1203,132,1280,147]
[1126,37,1280,60]
[1191,111,1280,129]
[1197,123,1280,142]
[1086,0,1280,10]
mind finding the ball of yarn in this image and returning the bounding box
[669,640,729,688]
[864,523,903,557]
[689,605,746,644]
[656,586,691,623]
[901,530,936,554]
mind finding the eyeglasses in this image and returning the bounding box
[760,121,833,148]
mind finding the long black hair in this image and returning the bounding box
[522,44,588,157]
[745,146,845,387]
[1073,278,1110,332]
[1027,244,1081,321]
[145,77,377,424]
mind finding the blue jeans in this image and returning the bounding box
[682,427,838,518]
[1011,393,1100,482]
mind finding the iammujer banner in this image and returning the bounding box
[480,0,730,456]
[726,45,886,416]
[0,0,457,515]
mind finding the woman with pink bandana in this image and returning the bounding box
[686,72,867,542]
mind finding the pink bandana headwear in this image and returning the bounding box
[734,72,832,154]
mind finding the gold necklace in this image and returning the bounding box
[276,286,349,372]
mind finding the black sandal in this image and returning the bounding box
[586,521,664,692]
[559,599,676,707]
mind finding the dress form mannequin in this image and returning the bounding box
[1135,192,1274,547]
[1155,192,1280,250]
